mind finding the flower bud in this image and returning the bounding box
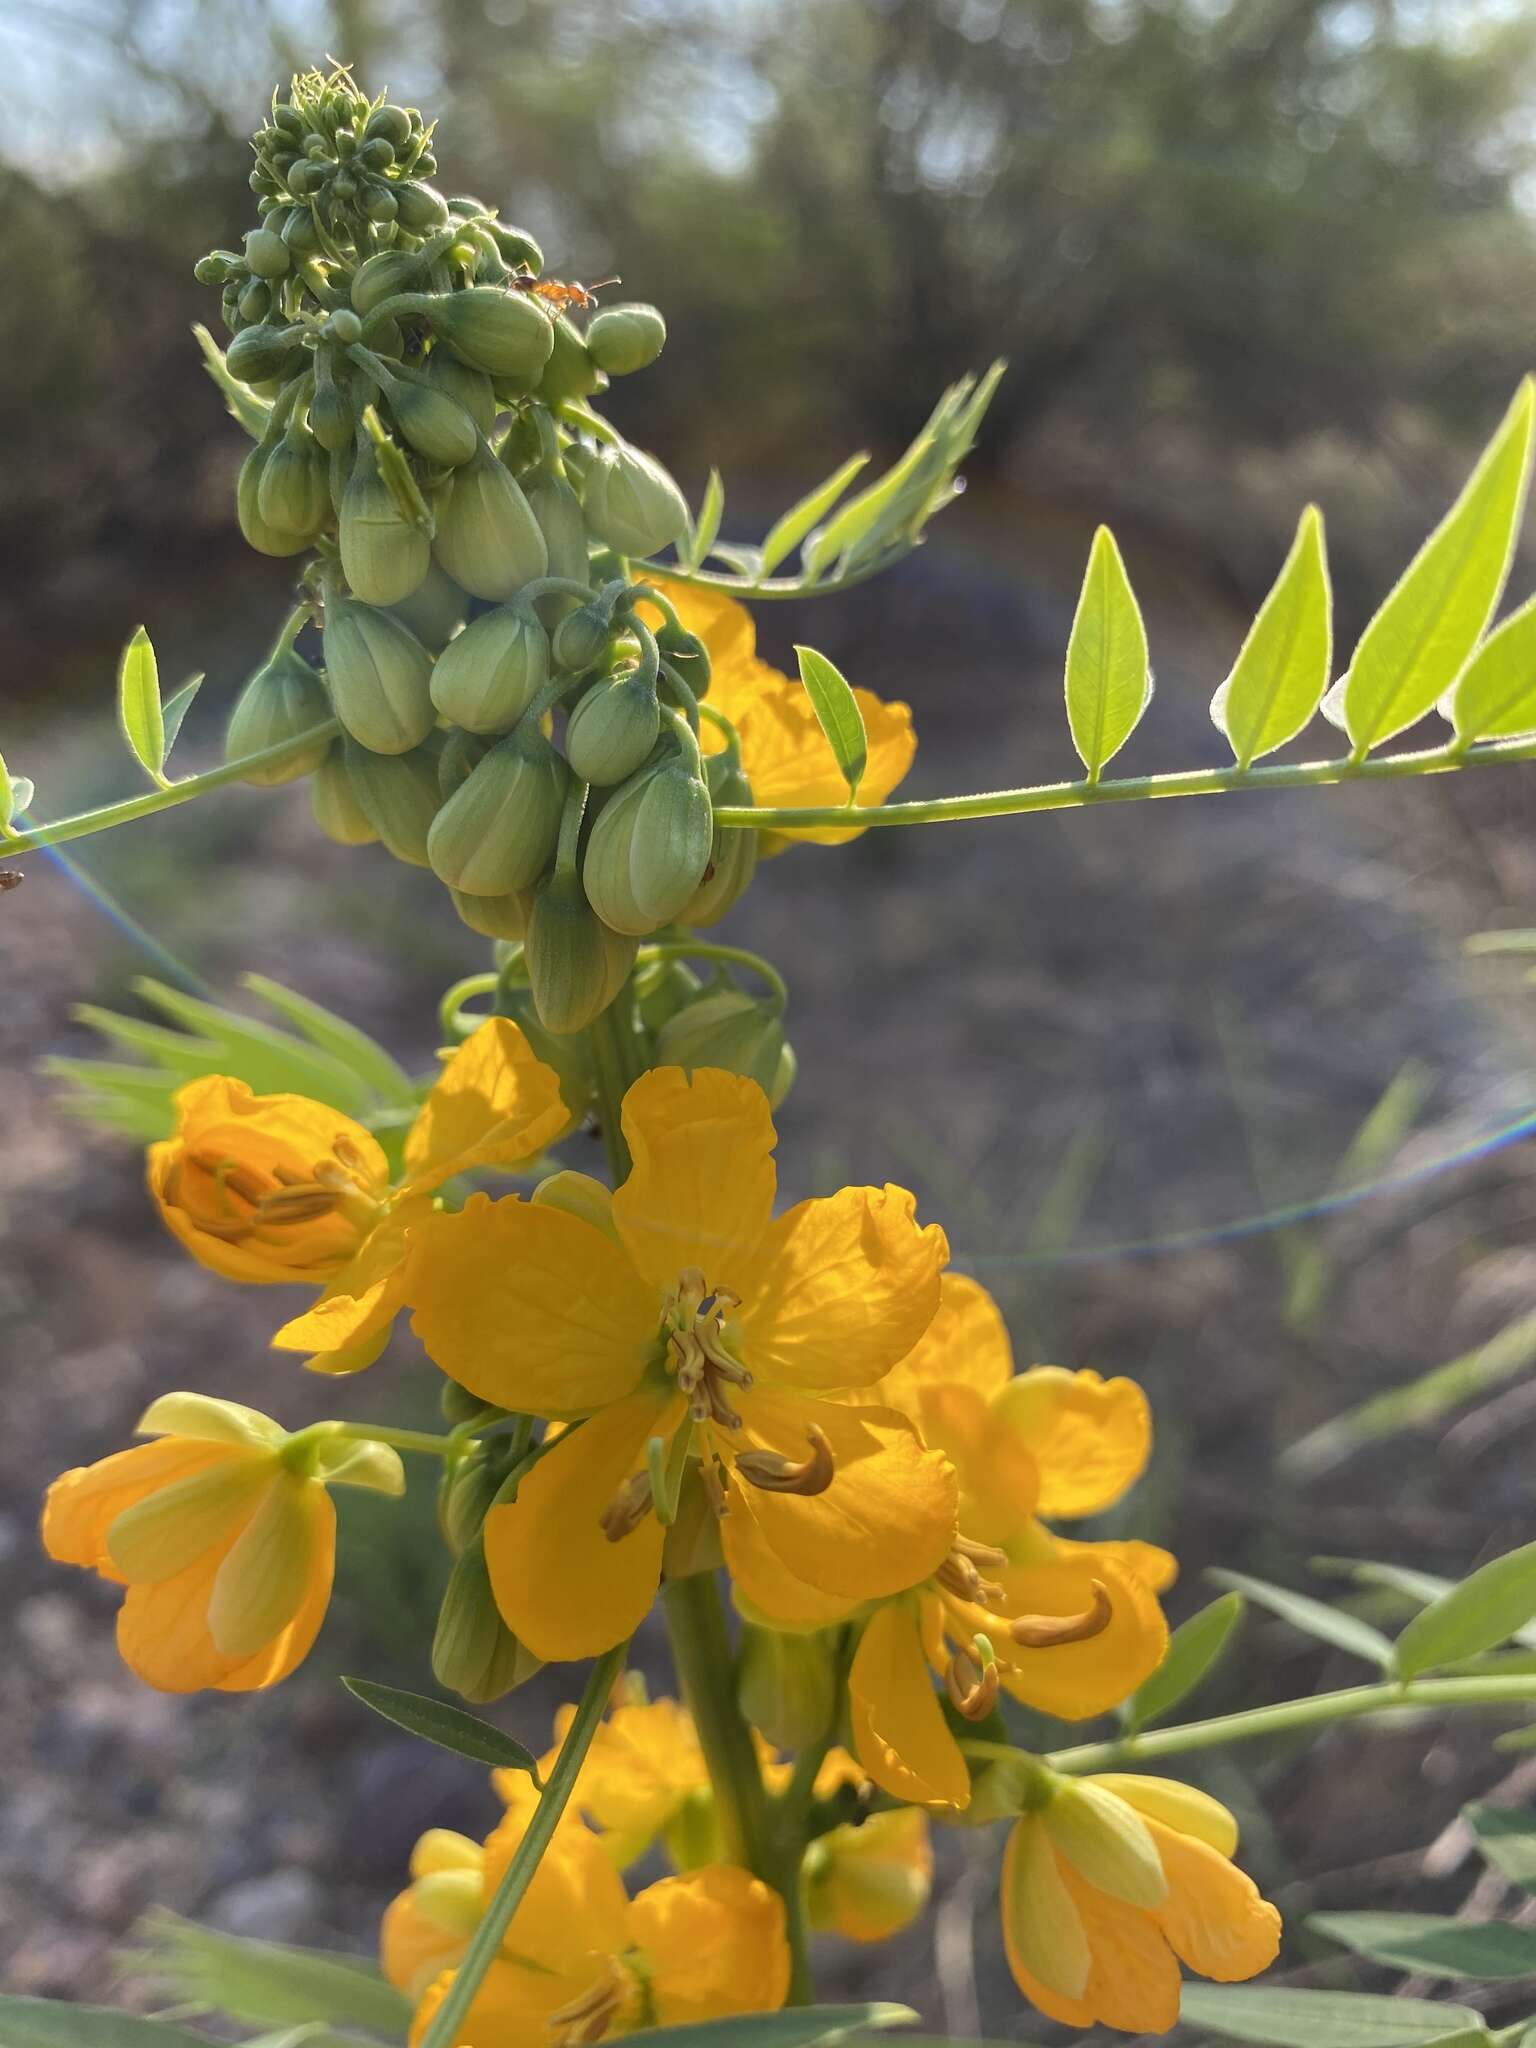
[451,885,533,941]
[654,991,788,1100]
[310,745,379,846]
[550,601,612,673]
[429,605,549,734]
[527,475,590,593]
[226,323,306,385]
[490,223,543,273]
[309,375,355,453]
[426,287,554,381]
[662,1792,725,1875]
[350,247,423,316]
[437,725,488,798]
[344,737,442,866]
[340,447,431,605]
[388,558,468,653]
[283,206,323,257]
[237,444,314,558]
[237,278,273,326]
[426,728,568,895]
[256,429,330,541]
[534,315,603,405]
[243,226,290,279]
[365,104,414,149]
[439,1448,505,1555]
[524,869,639,1035]
[580,440,690,560]
[224,647,332,786]
[396,180,451,232]
[432,442,548,601]
[683,755,756,925]
[585,302,666,377]
[389,377,478,469]
[424,349,497,437]
[637,958,702,1033]
[432,1535,542,1704]
[582,747,714,935]
[323,594,436,755]
[564,672,660,786]
[736,1623,837,1751]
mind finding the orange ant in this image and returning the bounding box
[509,268,620,317]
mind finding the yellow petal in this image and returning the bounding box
[1148,1818,1281,1982]
[721,1507,864,1629]
[1076,1535,1179,1595]
[213,1512,333,1692]
[1044,1780,1169,1909]
[988,1366,1152,1520]
[406,1194,656,1417]
[106,1450,274,1583]
[411,1829,484,1879]
[562,1697,708,1862]
[736,1185,947,1391]
[403,1018,569,1195]
[848,1599,971,1810]
[114,1551,235,1692]
[270,1199,431,1361]
[409,1957,590,2048]
[482,1782,632,1976]
[42,1438,234,1571]
[483,1391,681,1661]
[630,1864,790,2025]
[1089,1776,1239,1857]
[134,1393,285,1449]
[207,1472,325,1658]
[875,1272,1014,1413]
[611,1067,777,1291]
[1017,1854,1184,2034]
[728,1390,957,1601]
[380,1889,469,2005]
[1000,1816,1091,2002]
[811,1806,933,1943]
[990,1550,1169,1721]
[637,580,758,673]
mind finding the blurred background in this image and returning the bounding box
[8,0,1536,2033]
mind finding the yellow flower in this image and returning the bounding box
[769,1275,1171,1810]
[41,1392,402,1693]
[643,582,916,851]
[392,1778,789,2047]
[406,1066,957,1662]
[1001,1775,1281,2033]
[148,1018,568,1371]
[802,1750,933,1944]
[527,1693,712,1868]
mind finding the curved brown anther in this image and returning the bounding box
[1009,1578,1114,1649]
[599,1471,653,1543]
[700,1455,730,1520]
[735,1425,835,1497]
[954,1534,1009,1569]
[935,1542,1005,1607]
[547,1960,627,2045]
[945,1641,1001,1721]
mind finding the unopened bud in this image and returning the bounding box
[340,447,431,606]
[351,247,424,316]
[580,441,690,560]
[524,869,639,1035]
[550,601,612,673]
[585,302,666,377]
[582,747,713,935]
[431,1535,542,1704]
[256,429,330,542]
[432,441,548,601]
[323,594,436,755]
[237,443,313,559]
[527,475,591,596]
[451,886,534,941]
[226,323,306,385]
[310,745,379,846]
[243,226,291,279]
[654,990,788,1101]
[388,558,468,653]
[224,646,331,786]
[389,376,478,469]
[426,727,568,895]
[683,754,757,926]
[1042,1779,1169,1908]
[426,286,554,380]
[395,180,451,232]
[424,349,497,437]
[534,315,603,405]
[564,672,660,786]
[429,605,549,734]
[439,1448,505,1555]
[344,737,442,866]
[736,1623,836,1751]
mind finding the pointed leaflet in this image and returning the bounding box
[1329,380,1534,755]
[1211,507,1332,768]
[242,973,418,1106]
[760,453,870,577]
[1180,1985,1490,2048]
[684,467,725,572]
[117,626,168,788]
[1395,1538,1536,1679]
[161,674,205,763]
[1464,1802,1536,1892]
[1065,526,1152,782]
[342,1675,542,1780]
[126,1909,410,2035]
[1208,1568,1394,1668]
[0,2002,216,2048]
[1444,592,1536,743]
[795,646,868,797]
[1311,1911,1536,1981]
[1125,1591,1243,1730]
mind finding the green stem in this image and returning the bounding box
[0,721,341,855]
[711,732,1536,835]
[439,972,499,1041]
[326,1421,467,1459]
[1022,1672,1536,1775]
[646,551,908,603]
[585,997,639,1183]
[638,940,788,1015]
[416,1642,628,2048]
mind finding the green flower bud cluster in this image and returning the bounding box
[210,75,736,1031]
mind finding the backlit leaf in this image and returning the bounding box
[126,1909,409,2035]
[685,467,725,572]
[760,453,870,577]
[1445,593,1536,743]
[1064,526,1151,781]
[161,674,205,762]
[1207,1569,1394,1669]
[1126,1592,1243,1730]
[794,646,868,797]
[118,625,167,787]
[1211,507,1331,768]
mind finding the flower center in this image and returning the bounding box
[181,1132,386,1250]
[546,1957,631,2046]
[661,1266,753,1429]
[935,1536,1115,1714]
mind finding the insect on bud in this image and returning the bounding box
[524,868,639,1035]
[431,440,548,601]
[580,440,690,560]
[426,726,569,896]
[429,604,550,734]
[224,646,332,786]
[322,592,436,756]
[585,302,667,377]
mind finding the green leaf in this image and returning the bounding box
[161,674,205,763]
[1397,1540,1536,1679]
[1180,1984,1489,2048]
[9,772,35,817]
[0,1998,216,2047]
[626,2006,917,2048]
[1445,592,1536,743]
[685,467,725,572]
[1126,1592,1243,1731]
[118,625,168,788]
[342,1675,543,1780]
[794,646,868,798]
[242,974,418,1107]
[1331,378,1534,754]
[194,321,273,439]
[1464,1801,1536,1891]
[1211,506,1332,768]
[132,979,377,1113]
[1207,1569,1395,1669]
[1310,1910,1536,1980]
[127,1909,410,2035]
[1064,526,1152,782]
[760,453,870,577]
